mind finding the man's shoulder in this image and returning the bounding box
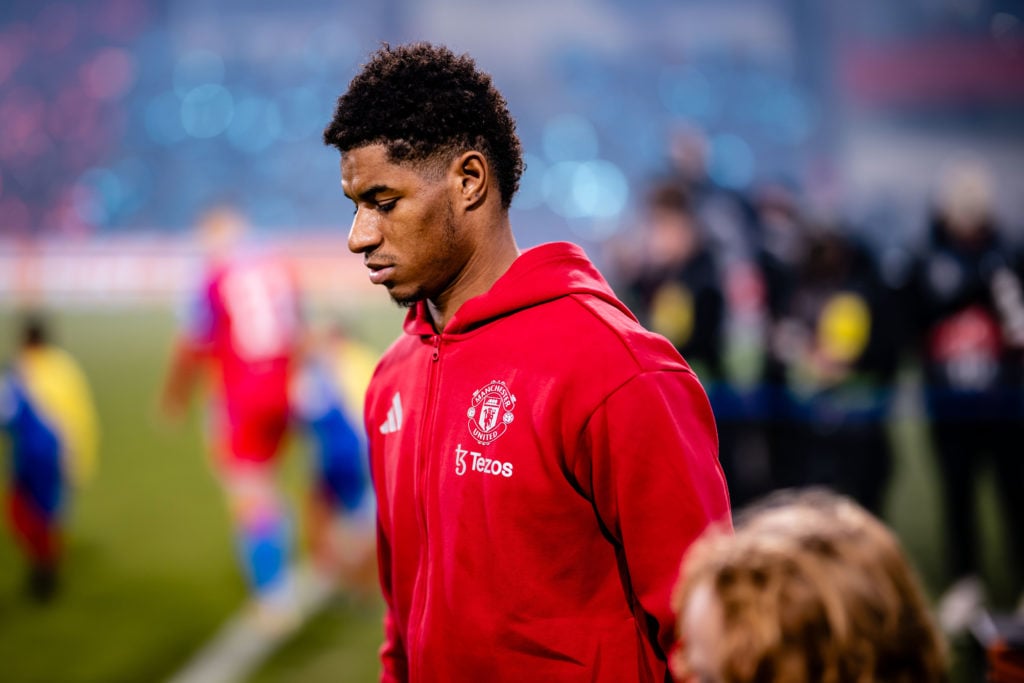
[540,291,688,372]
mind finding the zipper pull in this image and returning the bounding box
[431,335,440,361]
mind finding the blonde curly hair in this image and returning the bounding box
[672,489,948,683]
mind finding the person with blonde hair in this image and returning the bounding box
[902,156,1024,634]
[672,489,948,683]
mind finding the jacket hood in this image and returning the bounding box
[403,241,636,336]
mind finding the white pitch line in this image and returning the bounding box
[166,564,335,683]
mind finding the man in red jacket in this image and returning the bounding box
[323,42,731,683]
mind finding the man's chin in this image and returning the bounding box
[387,287,421,309]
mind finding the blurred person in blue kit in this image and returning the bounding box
[0,314,99,601]
[902,157,1024,635]
[290,321,377,589]
[770,220,902,516]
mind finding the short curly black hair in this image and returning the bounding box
[323,43,524,210]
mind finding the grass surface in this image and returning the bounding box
[0,305,399,683]
[0,305,1017,682]
[0,307,244,682]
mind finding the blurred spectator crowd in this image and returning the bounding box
[2,0,1020,249]
[606,128,1024,635]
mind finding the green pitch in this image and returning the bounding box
[0,305,396,682]
[0,306,1015,682]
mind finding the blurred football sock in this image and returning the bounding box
[8,489,60,566]
[225,467,294,602]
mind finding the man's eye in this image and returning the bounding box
[378,200,398,213]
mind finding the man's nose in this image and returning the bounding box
[348,209,381,254]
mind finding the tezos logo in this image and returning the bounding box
[454,444,513,478]
[467,380,516,445]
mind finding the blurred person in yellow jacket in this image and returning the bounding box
[0,314,98,601]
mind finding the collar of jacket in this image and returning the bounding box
[402,241,637,337]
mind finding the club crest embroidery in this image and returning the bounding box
[467,380,516,445]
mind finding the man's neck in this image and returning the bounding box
[428,223,519,332]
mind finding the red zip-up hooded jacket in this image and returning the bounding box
[365,242,731,682]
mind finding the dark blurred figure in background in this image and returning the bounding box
[620,182,725,386]
[902,158,1024,636]
[616,182,771,505]
[0,314,99,601]
[719,180,807,508]
[652,127,782,508]
[664,126,760,256]
[159,206,306,629]
[771,221,902,516]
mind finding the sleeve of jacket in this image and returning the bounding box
[365,393,408,683]
[577,368,731,658]
[376,518,408,683]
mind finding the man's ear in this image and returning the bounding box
[452,151,488,209]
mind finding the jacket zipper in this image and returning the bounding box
[413,333,443,676]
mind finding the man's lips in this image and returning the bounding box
[366,262,394,284]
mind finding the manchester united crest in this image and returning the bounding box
[467,380,516,445]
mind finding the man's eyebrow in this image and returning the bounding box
[355,184,393,202]
[344,183,391,201]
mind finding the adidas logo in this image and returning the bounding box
[379,392,403,434]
